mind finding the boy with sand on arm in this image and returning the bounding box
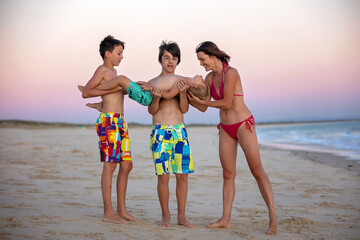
[81,35,155,224]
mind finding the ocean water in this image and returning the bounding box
[256,120,360,163]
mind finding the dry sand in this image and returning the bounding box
[0,124,359,240]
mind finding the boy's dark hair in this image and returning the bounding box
[99,35,125,60]
[196,41,230,64]
[158,41,181,65]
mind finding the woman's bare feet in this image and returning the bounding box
[266,215,278,235]
[207,217,231,228]
[178,217,195,228]
[102,214,127,224]
[86,102,103,112]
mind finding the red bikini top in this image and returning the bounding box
[211,62,243,100]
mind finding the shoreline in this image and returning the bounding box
[260,143,360,175]
[1,118,359,128]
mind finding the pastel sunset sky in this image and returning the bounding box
[0,0,359,124]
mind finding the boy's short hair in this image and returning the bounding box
[188,84,209,100]
[158,41,181,65]
[99,35,125,60]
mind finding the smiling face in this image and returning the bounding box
[106,45,124,67]
[160,50,179,74]
[197,51,215,72]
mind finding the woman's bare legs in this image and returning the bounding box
[207,128,238,228]
[237,124,277,235]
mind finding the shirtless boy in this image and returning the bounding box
[81,35,142,224]
[147,41,197,228]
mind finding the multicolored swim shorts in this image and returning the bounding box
[150,124,194,175]
[127,81,152,106]
[96,112,132,163]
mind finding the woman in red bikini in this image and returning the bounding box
[188,41,277,235]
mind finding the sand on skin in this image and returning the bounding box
[0,124,359,240]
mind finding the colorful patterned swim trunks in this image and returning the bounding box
[127,81,153,106]
[150,124,194,175]
[96,112,132,163]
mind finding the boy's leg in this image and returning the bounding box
[175,173,195,228]
[157,173,171,227]
[101,162,127,224]
[116,161,137,221]
[171,125,195,227]
[78,85,103,112]
[96,75,131,91]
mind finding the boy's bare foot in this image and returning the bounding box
[158,217,171,227]
[78,85,85,93]
[117,212,138,222]
[86,102,103,112]
[207,218,231,228]
[102,214,128,224]
[266,215,278,235]
[178,217,195,228]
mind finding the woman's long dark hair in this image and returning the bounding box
[195,41,230,64]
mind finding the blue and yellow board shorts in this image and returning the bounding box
[96,112,132,163]
[150,124,194,175]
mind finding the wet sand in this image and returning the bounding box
[0,124,359,239]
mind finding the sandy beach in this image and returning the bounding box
[0,123,359,240]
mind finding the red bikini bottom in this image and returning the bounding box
[217,115,255,140]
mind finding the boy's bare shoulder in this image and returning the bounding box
[93,65,108,76]
[95,65,106,71]
[94,65,117,80]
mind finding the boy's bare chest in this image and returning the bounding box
[100,71,117,85]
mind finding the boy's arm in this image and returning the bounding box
[82,66,120,98]
[148,87,162,115]
[178,79,189,113]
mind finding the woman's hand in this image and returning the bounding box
[187,91,203,104]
